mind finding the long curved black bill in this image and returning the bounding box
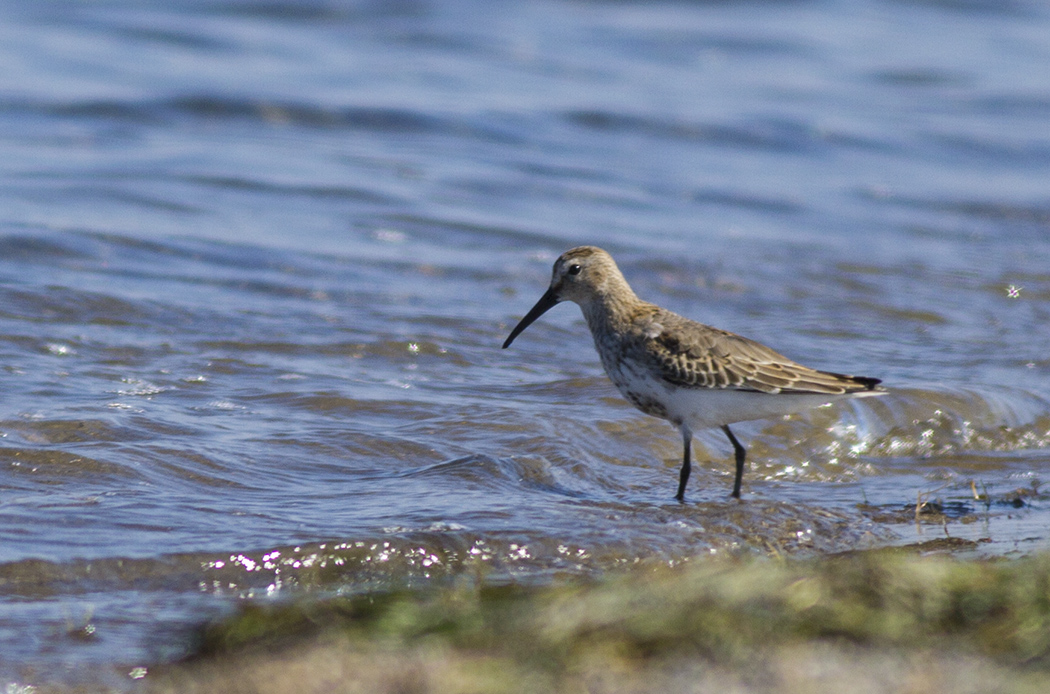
[502,287,560,349]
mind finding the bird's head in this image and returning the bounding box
[502,246,624,348]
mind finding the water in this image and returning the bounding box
[1,0,1049,687]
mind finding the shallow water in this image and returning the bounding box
[1,0,1050,688]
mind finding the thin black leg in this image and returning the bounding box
[721,425,747,499]
[675,430,691,502]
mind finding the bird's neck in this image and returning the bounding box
[579,277,644,338]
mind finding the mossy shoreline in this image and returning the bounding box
[151,548,1050,693]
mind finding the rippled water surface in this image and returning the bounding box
[2,0,1050,688]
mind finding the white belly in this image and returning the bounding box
[666,387,850,430]
[615,375,880,431]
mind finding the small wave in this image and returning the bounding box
[857,385,1050,457]
[563,109,830,153]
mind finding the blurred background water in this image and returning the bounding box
[1,0,1049,688]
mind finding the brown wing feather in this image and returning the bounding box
[640,310,881,395]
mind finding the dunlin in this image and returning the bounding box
[503,246,886,500]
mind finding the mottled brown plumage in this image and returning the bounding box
[503,246,886,500]
[643,311,880,394]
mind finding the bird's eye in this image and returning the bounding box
[567,264,582,276]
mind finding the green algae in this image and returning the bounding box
[154,551,1050,693]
